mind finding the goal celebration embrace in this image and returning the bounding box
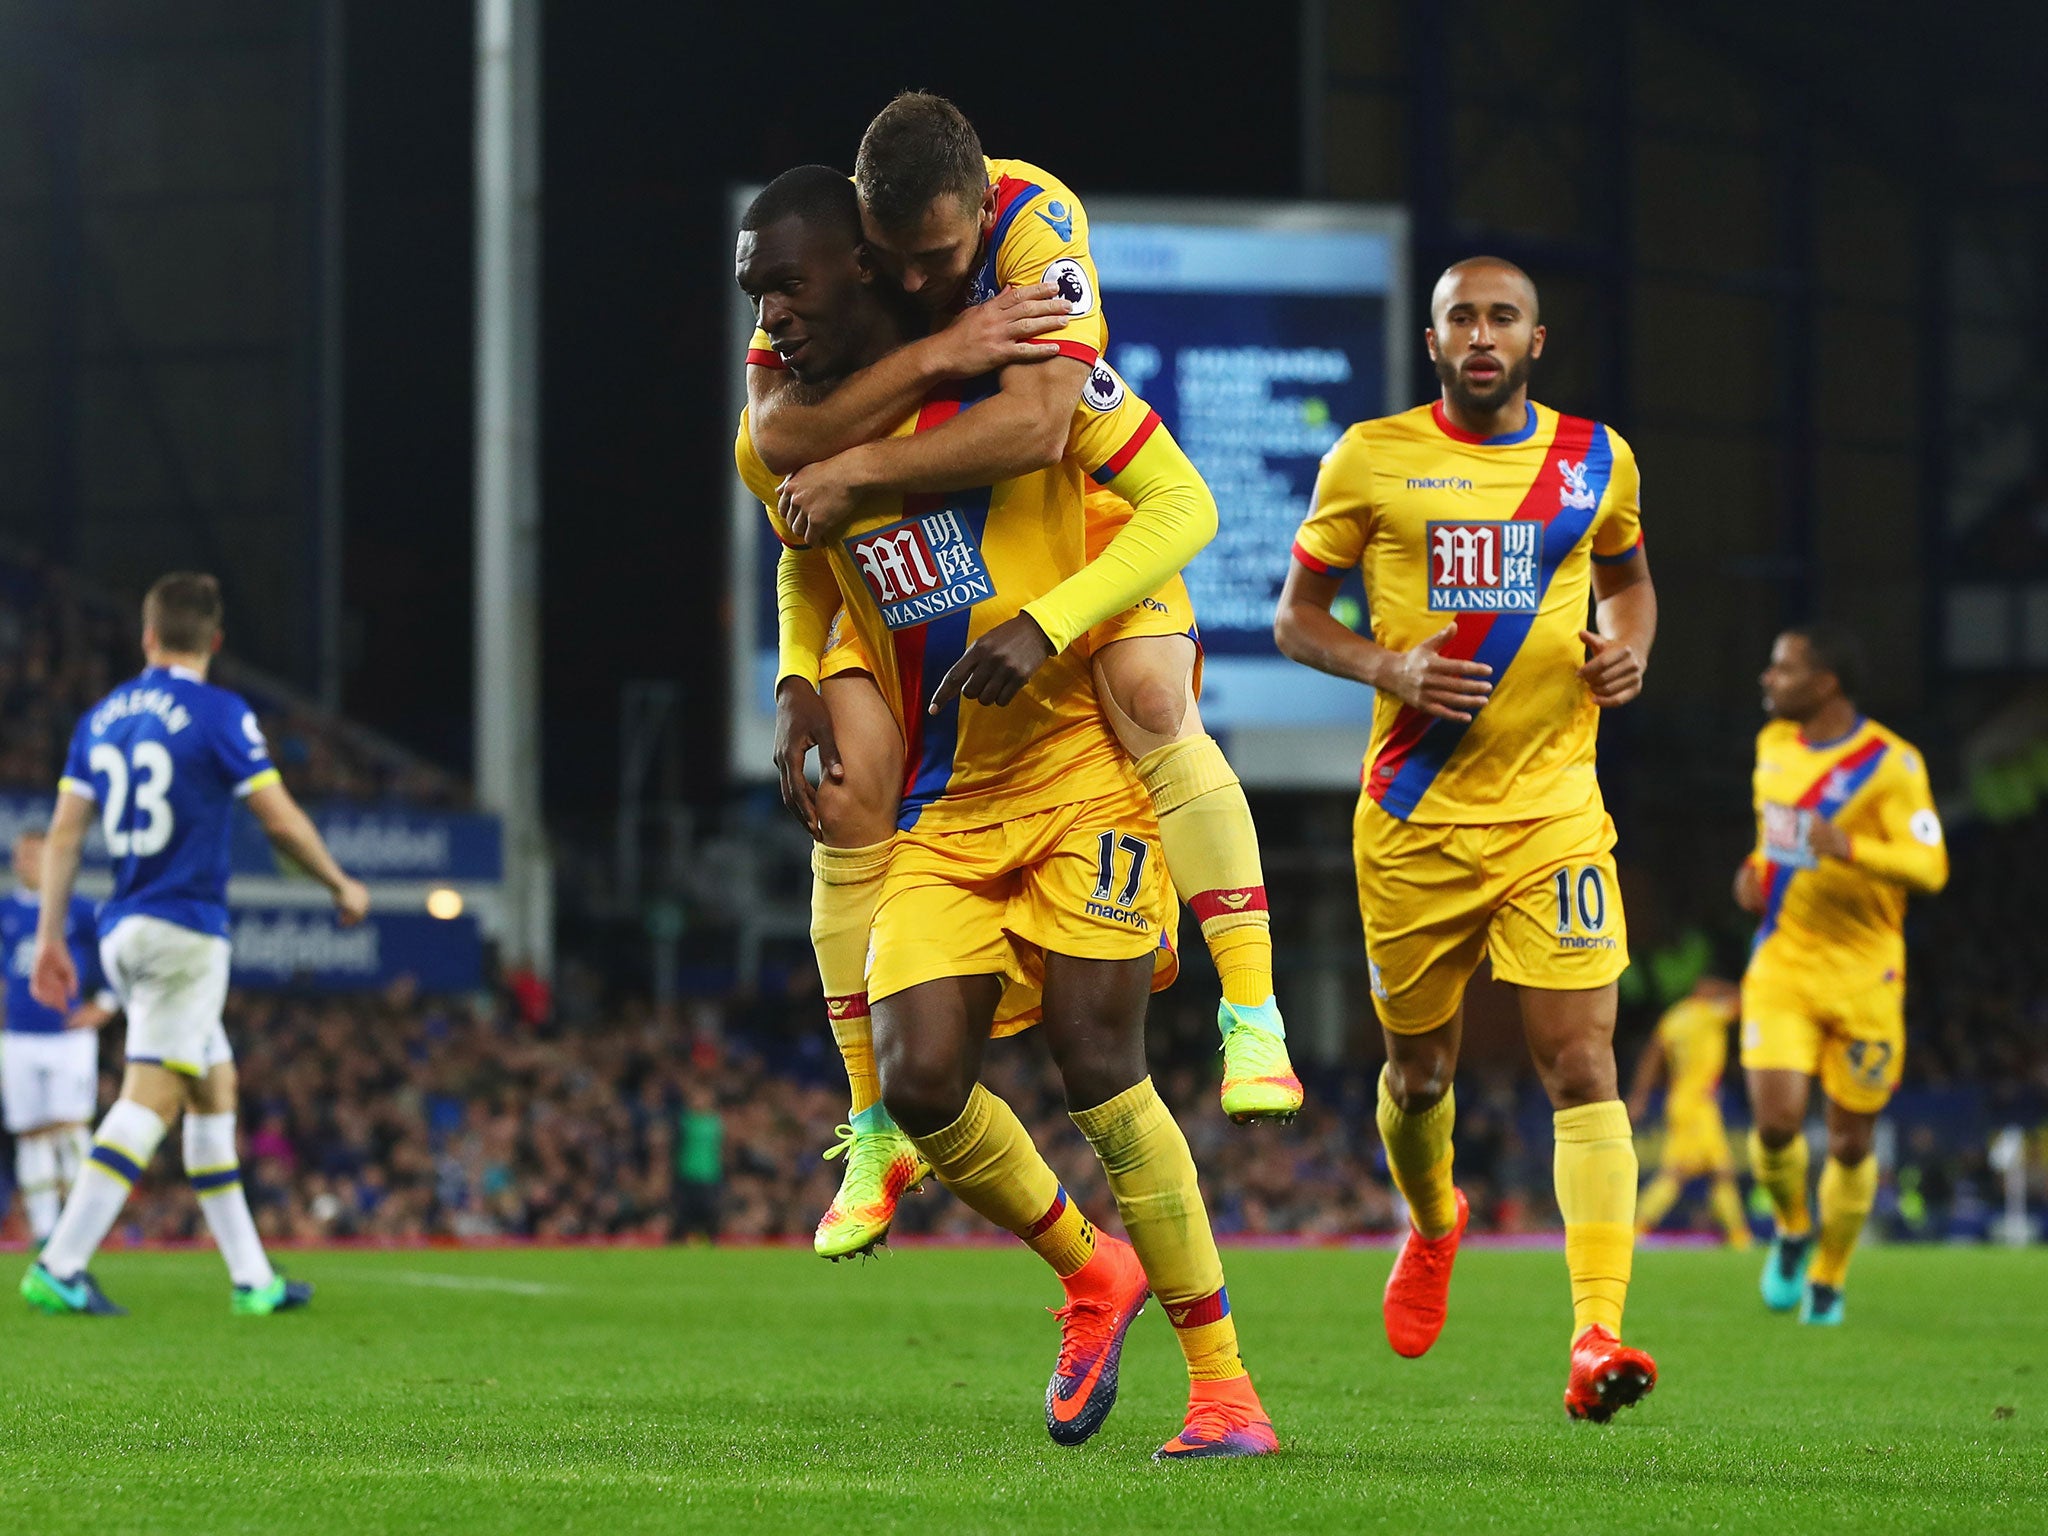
[7,18,2043,1533]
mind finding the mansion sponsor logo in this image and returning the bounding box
[850,510,995,631]
[1427,520,1540,613]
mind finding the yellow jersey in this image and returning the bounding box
[736,370,1197,835]
[1656,995,1736,1128]
[1747,716,1948,986]
[747,155,1104,371]
[1291,399,1644,824]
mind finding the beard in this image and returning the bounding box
[1435,350,1532,417]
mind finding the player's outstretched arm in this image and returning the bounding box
[29,791,92,1009]
[1625,1032,1666,1123]
[245,782,370,926]
[1732,857,1766,914]
[749,284,1070,478]
[780,356,1090,545]
[1274,562,1494,722]
[1579,547,1657,707]
[1021,424,1218,654]
[927,423,1219,714]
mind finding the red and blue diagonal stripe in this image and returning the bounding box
[1089,410,1162,486]
[892,374,1003,832]
[1367,415,1611,821]
[972,176,1043,304]
[1753,733,1889,947]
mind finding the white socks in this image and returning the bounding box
[41,1098,167,1278]
[184,1113,274,1290]
[15,1134,61,1241]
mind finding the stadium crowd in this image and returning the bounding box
[0,551,461,805]
[7,922,2036,1250]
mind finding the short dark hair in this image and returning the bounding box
[1788,621,1865,701]
[143,571,223,653]
[740,165,861,244]
[855,91,985,232]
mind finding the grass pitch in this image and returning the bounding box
[1,1242,2043,1534]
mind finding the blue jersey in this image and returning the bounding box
[1,890,104,1034]
[60,665,280,939]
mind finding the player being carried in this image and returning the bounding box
[3,829,119,1248]
[1274,257,1662,1420]
[20,573,370,1317]
[736,166,1277,1459]
[748,92,1300,1261]
[1627,974,1751,1248]
[1735,624,1946,1326]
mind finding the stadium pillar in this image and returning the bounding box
[474,0,552,976]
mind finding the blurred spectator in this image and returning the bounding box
[0,549,465,805]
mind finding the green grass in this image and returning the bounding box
[1,1243,2044,1534]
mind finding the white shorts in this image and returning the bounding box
[100,914,233,1077]
[1,1029,101,1132]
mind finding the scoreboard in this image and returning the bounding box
[727,197,1410,788]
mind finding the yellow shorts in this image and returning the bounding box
[1739,962,1904,1114]
[1659,1109,1734,1176]
[866,776,1179,1023]
[819,610,871,681]
[1354,794,1629,1035]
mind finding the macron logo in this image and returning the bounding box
[1407,477,1474,491]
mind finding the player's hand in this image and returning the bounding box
[1578,629,1644,706]
[929,614,1055,714]
[929,282,1068,378]
[65,999,114,1033]
[779,447,870,546]
[1805,817,1851,862]
[1382,623,1492,721]
[29,938,77,1012]
[1732,861,1765,915]
[773,677,840,838]
[334,877,371,928]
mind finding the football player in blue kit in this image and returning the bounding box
[2,828,118,1247]
[21,573,370,1317]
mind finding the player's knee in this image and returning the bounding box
[1117,673,1187,742]
[875,1052,970,1139]
[1534,1036,1617,1109]
[1828,1124,1875,1167]
[1753,1117,1802,1151]
[1384,1052,1453,1114]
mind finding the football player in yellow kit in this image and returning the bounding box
[1275,257,1661,1421]
[734,166,1277,1459]
[1736,625,1947,1325]
[1627,976,1750,1248]
[748,93,1298,1261]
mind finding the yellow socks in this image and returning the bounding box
[1635,1170,1682,1234]
[1809,1155,1877,1289]
[1748,1129,1813,1237]
[1709,1176,1753,1249]
[811,839,891,1123]
[1072,1078,1243,1381]
[1134,738,1272,1011]
[1375,1069,1459,1238]
[910,1085,1096,1276]
[1554,1101,1637,1339]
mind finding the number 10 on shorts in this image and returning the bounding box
[1551,865,1608,937]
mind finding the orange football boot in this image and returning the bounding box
[1044,1236,1149,1447]
[1155,1373,1281,1460]
[1563,1324,1658,1422]
[1383,1187,1469,1358]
